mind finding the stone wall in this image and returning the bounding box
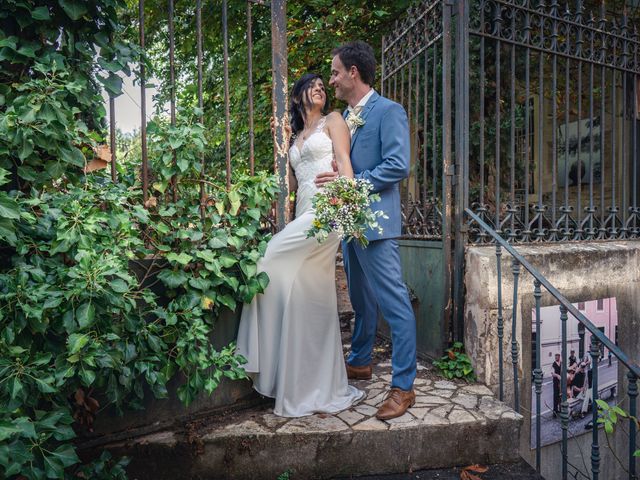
[464,241,640,479]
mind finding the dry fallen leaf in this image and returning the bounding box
[463,473,483,480]
[465,464,489,473]
[144,196,158,208]
[460,464,489,480]
[74,387,84,404]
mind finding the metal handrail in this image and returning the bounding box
[467,207,638,479]
[466,207,640,379]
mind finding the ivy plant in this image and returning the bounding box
[0,169,278,478]
[433,341,476,382]
[0,2,277,479]
[0,0,141,189]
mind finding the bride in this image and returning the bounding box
[236,73,364,417]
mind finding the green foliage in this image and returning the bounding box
[0,167,20,243]
[0,169,278,478]
[0,3,280,473]
[433,342,476,382]
[127,0,414,173]
[277,469,293,480]
[0,0,140,189]
[596,399,632,435]
[75,451,130,480]
[596,400,640,463]
[0,62,97,187]
[146,110,207,195]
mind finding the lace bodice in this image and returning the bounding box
[289,117,333,216]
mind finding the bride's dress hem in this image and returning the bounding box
[248,377,365,418]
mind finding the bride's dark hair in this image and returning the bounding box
[289,73,330,139]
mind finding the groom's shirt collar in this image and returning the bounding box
[348,88,375,114]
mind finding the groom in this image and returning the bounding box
[315,40,417,420]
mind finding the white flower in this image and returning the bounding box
[345,111,366,131]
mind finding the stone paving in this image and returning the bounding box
[116,360,524,479]
[203,361,521,437]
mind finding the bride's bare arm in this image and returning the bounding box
[325,112,354,179]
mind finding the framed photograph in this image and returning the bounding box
[557,117,602,188]
[530,298,618,449]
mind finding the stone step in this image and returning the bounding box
[332,459,545,479]
[93,365,524,480]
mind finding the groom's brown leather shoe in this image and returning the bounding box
[345,362,372,380]
[375,388,416,420]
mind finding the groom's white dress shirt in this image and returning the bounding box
[346,88,375,136]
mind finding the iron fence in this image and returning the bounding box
[383,0,640,476]
[382,0,640,245]
[382,0,447,241]
[466,0,640,243]
[381,0,454,334]
[107,0,288,228]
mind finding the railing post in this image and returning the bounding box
[442,0,453,335]
[590,335,600,480]
[247,0,255,176]
[628,371,638,479]
[107,29,118,184]
[560,304,569,480]
[496,244,504,401]
[271,0,289,230]
[453,0,469,342]
[198,0,207,216]
[222,0,232,191]
[511,258,520,412]
[139,0,149,204]
[168,0,177,201]
[109,92,117,183]
[533,279,542,472]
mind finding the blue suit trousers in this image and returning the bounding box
[343,238,417,391]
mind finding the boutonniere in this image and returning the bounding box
[345,110,366,130]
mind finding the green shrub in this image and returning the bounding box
[0,170,278,478]
[433,342,476,382]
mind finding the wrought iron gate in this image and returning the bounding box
[381,0,454,356]
[383,0,640,349]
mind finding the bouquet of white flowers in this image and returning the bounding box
[305,177,387,248]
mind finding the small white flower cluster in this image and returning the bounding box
[306,177,387,248]
[345,111,366,131]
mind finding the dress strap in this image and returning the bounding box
[315,116,327,131]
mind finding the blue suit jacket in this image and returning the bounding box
[346,91,410,241]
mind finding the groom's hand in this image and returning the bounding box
[314,159,339,187]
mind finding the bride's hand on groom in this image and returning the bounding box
[314,159,339,187]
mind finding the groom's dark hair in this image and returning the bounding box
[332,41,376,87]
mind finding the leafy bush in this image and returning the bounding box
[0,171,278,477]
[0,3,282,478]
[0,0,140,190]
[433,342,476,382]
[595,400,640,474]
[0,168,19,243]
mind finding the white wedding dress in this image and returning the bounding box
[236,117,363,417]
